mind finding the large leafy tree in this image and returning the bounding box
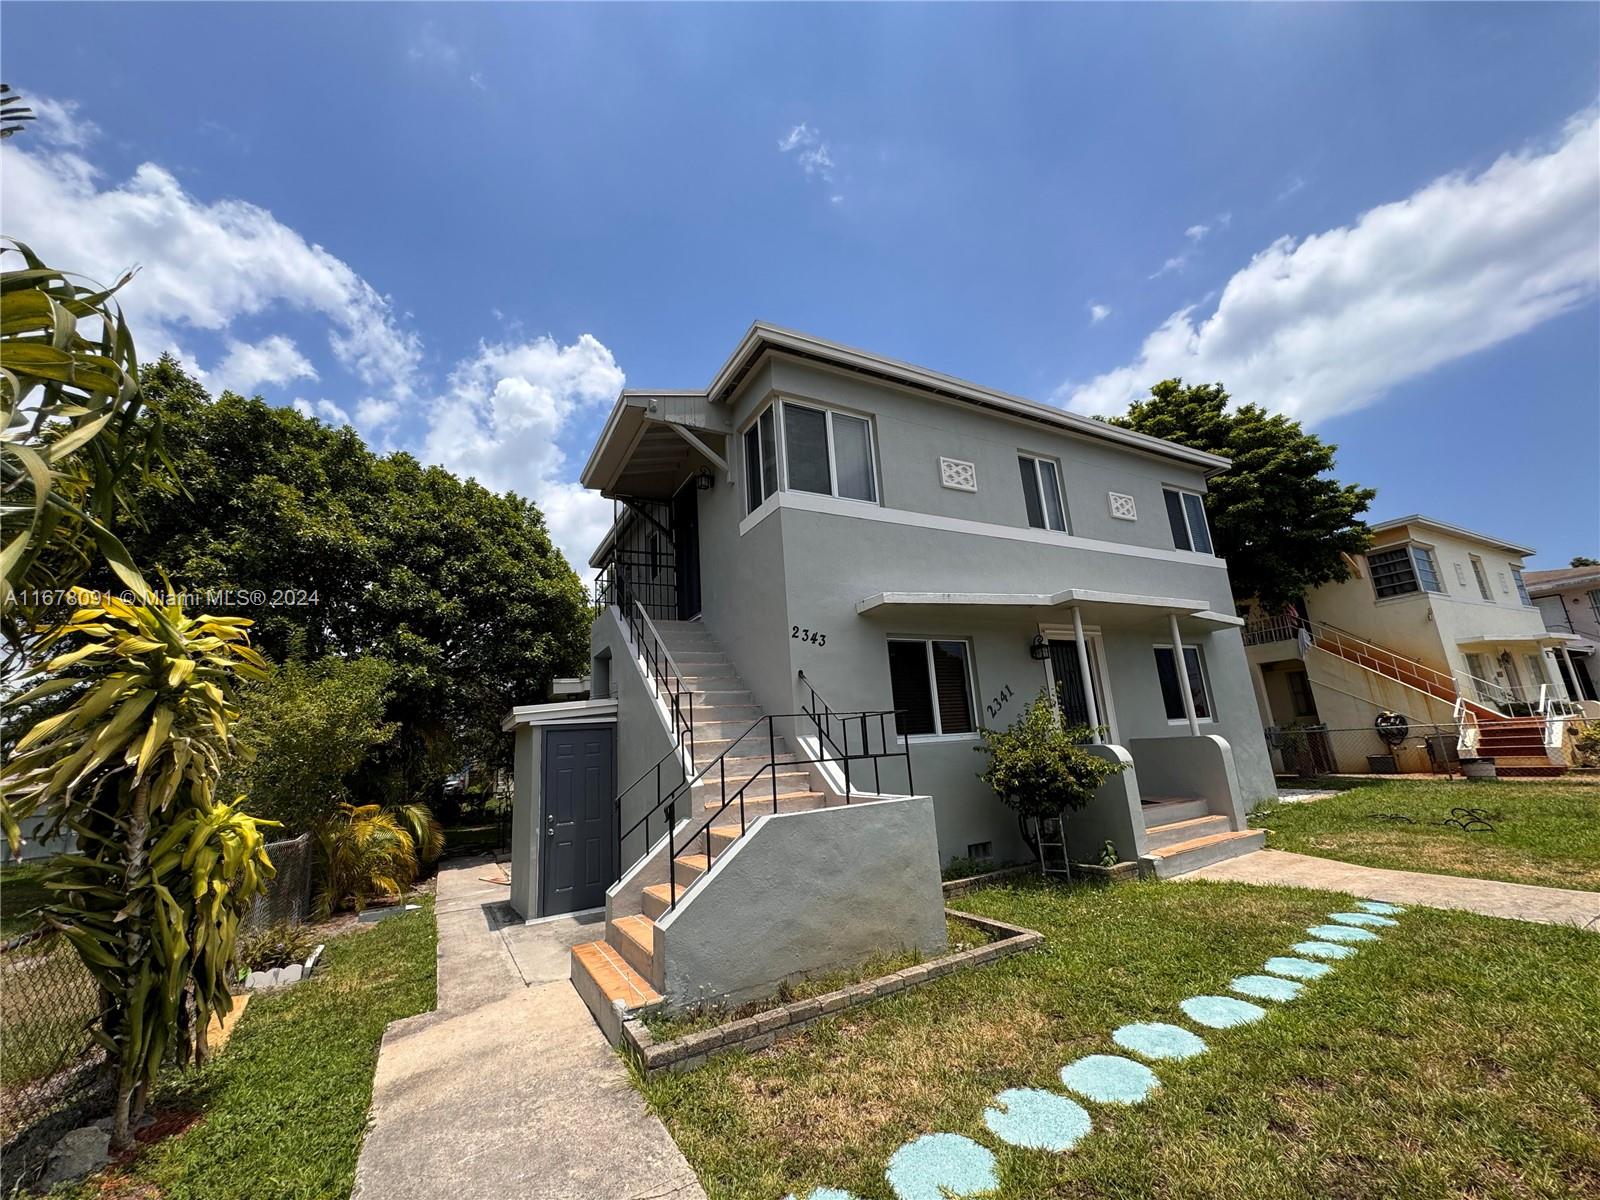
[118,358,590,800]
[1111,380,1375,610]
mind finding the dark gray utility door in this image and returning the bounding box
[540,725,615,916]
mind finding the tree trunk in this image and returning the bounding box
[1017,812,1039,859]
[110,775,152,1154]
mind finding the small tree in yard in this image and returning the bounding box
[975,690,1125,863]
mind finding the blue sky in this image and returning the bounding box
[4,2,1597,574]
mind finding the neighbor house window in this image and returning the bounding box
[1367,545,1443,599]
[1470,556,1493,601]
[782,402,878,504]
[743,406,778,514]
[1162,488,1213,554]
[1588,590,1600,625]
[1153,645,1213,722]
[1511,566,1532,607]
[1017,454,1067,532]
[886,638,975,738]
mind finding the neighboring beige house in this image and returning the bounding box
[1245,515,1584,775]
[1525,563,1600,715]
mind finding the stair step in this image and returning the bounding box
[701,789,826,813]
[1142,829,1265,879]
[571,940,660,1013]
[1141,797,1210,825]
[1144,814,1232,851]
[640,881,687,920]
[609,913,657,979]
[671,652,731,665]
[672,853,712,884]
[686,687,754,704]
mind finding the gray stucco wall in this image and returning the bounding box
[656,796,947,1007]
[1126,734,1246,828]
[592,606,682,867]
[509,725,540,919]
[1064,743,1146,864]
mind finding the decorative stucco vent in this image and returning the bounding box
[940,457,977,492]
[1108,492,1137,521]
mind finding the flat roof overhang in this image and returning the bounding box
[855,587,1243,632]
[1455,631,1582,650]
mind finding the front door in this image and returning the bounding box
[540,725,616,916]
[672,485,702,620]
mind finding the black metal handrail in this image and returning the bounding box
[595,554,696,759]
[798,669,914,801]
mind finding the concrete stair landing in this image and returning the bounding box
[1139,796,1264,878]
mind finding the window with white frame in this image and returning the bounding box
[1017,454,1067,532]
[1469,556,1493,601]
[1162,488,1213,554]
[1153,645,1213,722]
[742,406,779,514]
[783,401,878,503]
[1367,545,1443,599]
[1511,566,1532,607]
[886,638,975,738]
[1589,590,1600,625]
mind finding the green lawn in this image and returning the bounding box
[55,899,437,1200]
[1252,778,1600,892]
[639,878,1600,1200]
[1,861,52,939]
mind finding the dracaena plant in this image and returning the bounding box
[2,588,274,1149]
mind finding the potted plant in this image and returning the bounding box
[1071,838,1138,884]
[975,690,1126,877]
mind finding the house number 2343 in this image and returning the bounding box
[792,626,826,646]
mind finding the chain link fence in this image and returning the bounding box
[1268,722,1471,779]
[241,832,317,932]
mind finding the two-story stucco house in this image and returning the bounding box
[1525,563,1600,716]
[1246,515,1585,775]
[506,324,1274,1031]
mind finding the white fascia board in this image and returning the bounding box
[856,587,1211,616]
[1371,514,1536,557]
[501,698,619,732]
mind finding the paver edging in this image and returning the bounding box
[941,865,1036,897]
[622,908,1043,1075]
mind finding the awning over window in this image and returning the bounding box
[854,587,1242,631]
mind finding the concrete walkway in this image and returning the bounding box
[1182,849,1600,930]
[352,858,706,1200]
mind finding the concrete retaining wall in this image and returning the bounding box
[1126,734,1246,829]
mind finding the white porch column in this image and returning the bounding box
[1559,646,1583,700]
[1168,612,1200,736]
[1071,605,1102,740]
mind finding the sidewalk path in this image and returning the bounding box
[1182,849,1600,930]
[352,858,706,1200]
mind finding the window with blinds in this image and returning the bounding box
[1369,545,1444,599]
[887,638,975,737]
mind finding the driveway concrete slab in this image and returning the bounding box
[1181,848,1600,930]
[352,858,706,1200]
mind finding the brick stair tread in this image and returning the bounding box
[701,789,824,811]
[1144,830,1256,858]
[611,913,656,958]
[640,881,687,907]
[572,940,660,1007]
[1144,814,1228,836]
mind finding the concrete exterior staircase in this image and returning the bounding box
[571,619,831,1031]
[1138,797,1264,878]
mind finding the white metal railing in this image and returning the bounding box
[1453,698,1481,757]
[1242,614,1305,646]
[1309,621,1461,700]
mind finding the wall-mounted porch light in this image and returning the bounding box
[695,469,715,491]
[1029,634,1049,661]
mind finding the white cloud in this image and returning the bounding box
[0,116,423,404]
[1277,175,1307,203]
[290,397,354,427]
[211,334,318,395]
[22,93,100,148]
[1067,110,1600,424]
[1185,224,1210,242]
[1088,303,1111,325]
[421,334,626,572]
[779,122,837,187]
[1149,253,1189,279]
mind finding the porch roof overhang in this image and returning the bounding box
[578,391,728,500]
[501,697,619,733]
[855,587,1243,631]
[1456,631,1583,651]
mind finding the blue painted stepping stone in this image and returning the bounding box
[1181,994,1267,1028]
[1113,1022,1208,1061]
[1293,940,1357,960]
[784,1190,860,1200]
[886,1133,998,1200]
[1307,924,1378,944]
[1230,974,1305,1002]
[1357,900,1405,915]
[983,1088,1092,1151]
[1264,956,1333,981]
[1329,911,1398,928]
[1059,1054,1160,1105]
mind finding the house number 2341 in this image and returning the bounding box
[985,684,1015,720]
[792,626,826,646]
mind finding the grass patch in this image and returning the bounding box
[1252,778,1600,891]
[644,916,991,1041]
[53,899,437,1200]
[1,861,52,939]
[639,877,1600,1200]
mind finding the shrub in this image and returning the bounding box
[1574,723,1600,769]
[975,689,1126,858]
[235,921,316,973]
[314,802,443,914]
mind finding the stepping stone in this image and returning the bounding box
[886,1133,998,1200]
[1230,974,1305,1003]
[1357,900,1405,915]
[1263,956,1333,981]
[1059,1054,1160,1105]
[1307,924,1379,944]
[1329,911,1398,928]
[1180,995,1267,1029]
[1293,940,1357,960]
[1113,1022,1208,1061]
[983,1088,1092,1152]
[785,1190,859,1200]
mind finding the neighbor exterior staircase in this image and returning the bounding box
[1138,797,1265,878]
[570,619,832,1025]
